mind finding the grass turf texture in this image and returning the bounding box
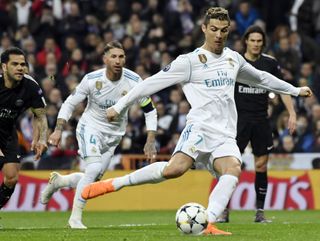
[0,210,319,241]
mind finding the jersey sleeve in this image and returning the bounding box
[236,54,300,96]
[270,58,283,79]
[114,55,190,113]
[27,75,46,109]
[58,75,90,121]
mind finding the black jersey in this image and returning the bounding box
[0,74,45,147]
[235,54,282,120]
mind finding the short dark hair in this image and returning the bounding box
[0,47,26,64]
[104,41,124,53]
[203,7,230,26]
[242,25,266,51]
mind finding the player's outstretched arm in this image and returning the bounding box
[237,54,300,96]
[112,55,190,114]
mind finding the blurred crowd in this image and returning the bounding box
[1,0,320,170]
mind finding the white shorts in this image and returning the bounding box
[173,124,242,176]
[76,124,122,159]
[78,147,118,173]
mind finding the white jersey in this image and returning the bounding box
[114,47,300,140]
[58,67,149,136]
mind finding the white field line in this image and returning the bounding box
[5,223,171,230]
[5,221,316,230]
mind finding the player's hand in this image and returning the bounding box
[48,130,62,147]
[299,87,313,97]
[287,113,296,135]
[33,141,48,160]
[106,107,119,122]
[144,140,157,163]
[31,139,37,153]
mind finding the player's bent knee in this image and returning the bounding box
[225,162,241,177]
[255,160,268,171]
[162,166,187,179]
[234,162,242,174]
[255,164,267,172]
[255,156,268,172]
[163,154,193,179]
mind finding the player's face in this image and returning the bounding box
[245,32,264,56]
[103,48,126,78]
[202,19,229,54]
[2,54,26,82]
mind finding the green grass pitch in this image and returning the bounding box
[0,210,319,241]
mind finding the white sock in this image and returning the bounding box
[207,174,238,223]
[70,161,102,221]
[112,162,167,190]
[58,173,84,189]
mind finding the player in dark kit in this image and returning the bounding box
[0,47,48,209]
[217,25,297,223]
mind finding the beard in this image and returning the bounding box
[7,72,23,83]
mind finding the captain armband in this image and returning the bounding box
[140,97,154,113]
[140,97,157,131]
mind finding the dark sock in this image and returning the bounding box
[255,172,268,210]
[0,183,15,209]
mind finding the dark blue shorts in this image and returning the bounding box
[236,118,273,156]
[0,134,19,170]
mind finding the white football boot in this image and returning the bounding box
[68,218,87,229]
[40,172,61,204]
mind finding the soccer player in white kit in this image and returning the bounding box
[40,41,157,229]
[81,8,313,235]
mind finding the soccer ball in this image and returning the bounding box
[175,202,208,235]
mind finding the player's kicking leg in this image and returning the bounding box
[204,141,241,235]
[204,173,237,235]
[82,154,234,235]
[82,139,192,200]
